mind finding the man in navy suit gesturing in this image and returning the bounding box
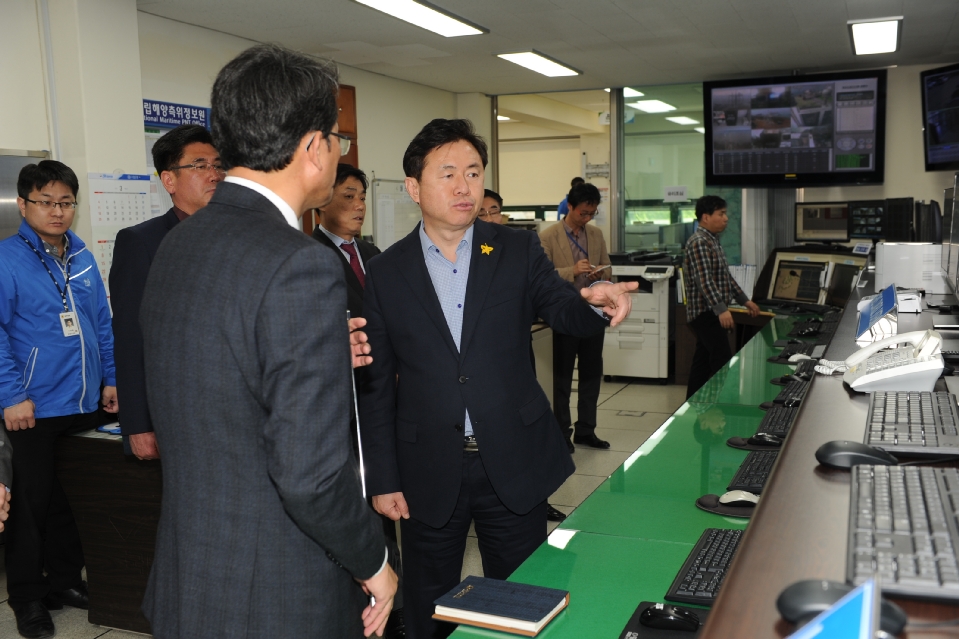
[360,119,638,638]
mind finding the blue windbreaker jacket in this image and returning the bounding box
[0,219,116,418]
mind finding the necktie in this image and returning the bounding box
[340,242,365,288]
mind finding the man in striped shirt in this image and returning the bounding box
[683,195,760,398]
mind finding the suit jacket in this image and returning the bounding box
[538,221,610,283]
[109,208,180,453]
[360,220,608,528]
[140,182,384,638]
[311,227,381,318]
[0,429,10,487]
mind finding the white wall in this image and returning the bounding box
[0,0,50,152]
[804,64,955,205]
[498,138,580,208]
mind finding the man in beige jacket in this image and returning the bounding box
[539,182,612,452]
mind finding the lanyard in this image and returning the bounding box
[20,234,71,312]
[564,226,589,258]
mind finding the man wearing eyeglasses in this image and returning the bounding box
[539,181,612,453]
[109,125,224,461]
[0,160,118,639]
[477,189,503,224]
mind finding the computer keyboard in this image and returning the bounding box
[768,343,826,363]
[789,320,823,337]
[863,391,959,456]
[757,405,799,437]
[794,360,818,377]
[774,381,808,405]
[823,310,841,323]
[848,465,959,599]
[665,528,744,606]
[728,450,779,494]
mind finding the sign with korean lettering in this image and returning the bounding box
[663,185,688,202]
[142,100,210,129]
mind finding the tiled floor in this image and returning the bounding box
[0,379,686,638]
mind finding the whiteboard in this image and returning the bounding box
[371,179,422,250]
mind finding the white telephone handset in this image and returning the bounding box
[843,329,944,392]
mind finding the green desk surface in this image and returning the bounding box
[685,349,796,407]
[558,403,763,543]
[448,533,699,638]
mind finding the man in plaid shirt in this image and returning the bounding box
[683,195,760,398]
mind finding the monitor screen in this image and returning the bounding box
[795,202,850,242]
[826,264,862,308]
[921,62,959,172]
[704,70,887,187]
[771,260,826,302]
[849,200,884,239]
[942,188,954,287]
[950,176,959,293]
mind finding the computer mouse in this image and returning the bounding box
[776,579,907,635]
[639,603,700,632]
[748,432,783,447]
[718,490,759,506]
[814,440,898,469]
[797,327,820,337]
[787,339,804,345]
[759,401,775,411]
[783,397,802,408]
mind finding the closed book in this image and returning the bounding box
[433,576,569,637]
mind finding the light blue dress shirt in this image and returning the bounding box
[419,223,474,437]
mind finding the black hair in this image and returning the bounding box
[695,195,727,220]
[152,125,216,174]
[403,118,488,182]
[570,176,585,187]
[483,189,503,207]
[566,182,601,209]
[335,163,368,191]
[17,160,79,199]
[211,43,339,172]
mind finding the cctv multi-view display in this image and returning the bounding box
[921,62,959,172]
[704,70,887,187]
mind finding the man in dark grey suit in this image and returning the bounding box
[110,124,223,460]
[140,44,397,638]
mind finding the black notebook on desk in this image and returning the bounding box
[433,576,569,636]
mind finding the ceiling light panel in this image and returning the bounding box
[497,115,510,121]
[666,116,700,125]
[354,0,486,38]
[848,17,901,55]
[694,127,705,134]
[497,51,579,77]
[605,88,645,97]
[627,100,676,113]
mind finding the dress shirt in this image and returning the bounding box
[683,226,748,320]
[419,222,474,437]
[317,224,365,273]
[41,235,70,266]
[224,176,300,230]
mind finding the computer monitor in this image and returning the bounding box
[849,200,884,239]
[771,260,826,302]
[949,175,959,293]
[795,202,850,242]
[825,263,862,308]
[921,62,959,172]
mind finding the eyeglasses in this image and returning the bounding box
[307,132,352,157]
[329,132,352,156]
[478,207,501,219]
[169,161,226,176]
[24,199,78,211]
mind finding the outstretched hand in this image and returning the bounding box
[580,281,639,327]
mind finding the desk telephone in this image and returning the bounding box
[843,330,944,392]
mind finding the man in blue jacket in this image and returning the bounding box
[0,160,118,639]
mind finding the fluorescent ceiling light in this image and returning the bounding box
[666,116,700,125]
[627,100,676,113]
[605,88,645,98]
[497,51,579,77]
[694,127,705,134]
[848,17,902,55]
[497,115,510,121]
[354,0,486,37]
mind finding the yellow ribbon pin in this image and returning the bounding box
[481,243,493,255]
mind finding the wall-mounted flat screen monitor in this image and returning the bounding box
[771,260,826,302]
[704,70,887,187]
[795,202,850,242]
[921,62,959,172]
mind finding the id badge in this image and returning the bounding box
[60,311,79,337]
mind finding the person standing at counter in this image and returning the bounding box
[110,124,224,461]
[359,118,638,639]
[1,160,118,639]
[540,182,612,453]
[683,195,760,398]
